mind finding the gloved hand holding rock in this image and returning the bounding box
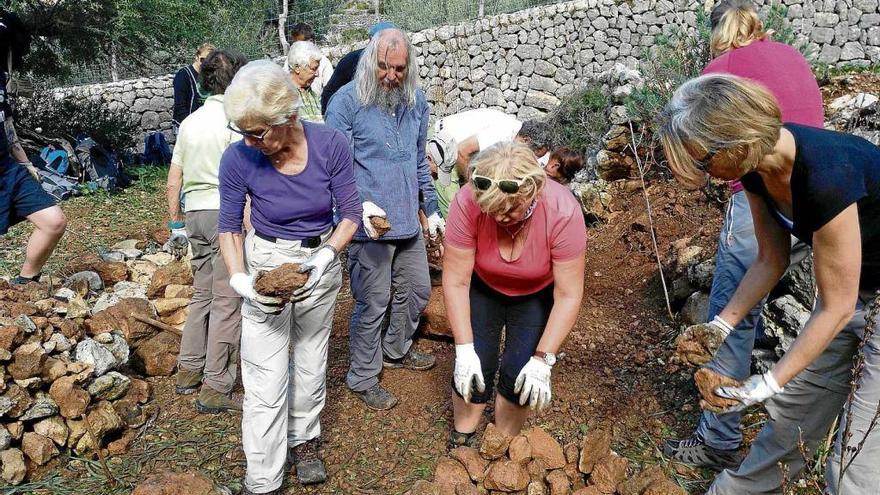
[229,272,284,312]
[714,371,784,414]
[427,212,446,238]
[362,201,388,240]
[673,315,735,366]
[292,246,337,301]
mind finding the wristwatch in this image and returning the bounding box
[534,351,557,367]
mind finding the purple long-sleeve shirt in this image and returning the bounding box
[218,121,362,239]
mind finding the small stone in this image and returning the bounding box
[528,458,548,483]
[407,480,441,495]
[0,325,22,350]
[20,392,58,421]
[14,376,41,390]
[510,435,533,463]
[369,216,392,237]
[48,333,74,352]
[254,263,308,300]
[107,430,135,455]
[153,298,190,316]
[528,481,548,495]
[65,295,90,319]
[143,252,175,266]
[643,479,687,495]
[483,459,530,491]
[131,471,232,495]
[434,457,471,492]
[65,271,103,293]
[94,332,114,344]
[694,368,741,412]
[22,431,58,465]
[13,315,37,334]
[133,331,179,376]
[113,398,146,428]
[33,416,69,446]
[164,284,194,299]
[0,426,10,450]
[0,448,26,484]
[0,384,33,418]
[454,483,479,495]
[480,423,511,460]
[526,428,566,469]
[125,378,152,404]
[618,466,666,495]
[74,339,118,377]
[87,371,131,400]
[7,422,23,441]
[547,469,571,495]
[50,375,91,418]
[591,453,628,493]
[147,260,193,298]
[450,446,490,482]
[578,429,611,474]
[76,400,123,453]
[564,443,579,464]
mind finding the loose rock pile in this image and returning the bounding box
[407,424,685,495]
[0,235,194,484]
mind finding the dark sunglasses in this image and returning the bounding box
[471,173,531,194]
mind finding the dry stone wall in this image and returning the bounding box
[57,0,880,144]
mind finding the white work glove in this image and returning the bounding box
[714,371,784,414]
[453,343,485,403]
[229,272,284,311]
[514,357,552,411]
[427,212,446,238]
[362,201,387,240]
[292,246,336,301]
[673,315,735,366]
[168,227,189,259]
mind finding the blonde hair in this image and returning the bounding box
[196,42,216,59]
[223,60,302,129]
[709,0,771,57]
[470,141,546,217]
[658,74,782,188]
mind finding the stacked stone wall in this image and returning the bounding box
[56,0,880,144]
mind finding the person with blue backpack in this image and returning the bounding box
[0,9,67,285]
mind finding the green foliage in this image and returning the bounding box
[16,88,139,150]
[624,10,711,127]
[544,84,612,157]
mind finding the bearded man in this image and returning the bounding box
[326,29,443,411]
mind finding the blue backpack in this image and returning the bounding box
[142,132,172,165]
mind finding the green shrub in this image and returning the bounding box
[17,89,140,151]
[544,84,612,157]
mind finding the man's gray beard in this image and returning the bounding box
[375,86,403,112]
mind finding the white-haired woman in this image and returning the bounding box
[443,142,586,448]
[286,41,324,123]
[218,60,362,492]
[659,74,880,495]
[664,0,824,470]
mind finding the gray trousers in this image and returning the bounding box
[177,209,242,394]
[346,235,430,391]
[709,291,880,495]
[240,229,342,494]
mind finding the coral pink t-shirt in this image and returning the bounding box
[445,180,587,296]
[702,40,824,192]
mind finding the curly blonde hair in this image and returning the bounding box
[710,0,771,57]
[470,141,546,217]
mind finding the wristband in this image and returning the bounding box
[168,220,185,229]
[711,315,735,337]
[763,371,784,393]
[323,244,339,260]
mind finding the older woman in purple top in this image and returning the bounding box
[217,60,361,493]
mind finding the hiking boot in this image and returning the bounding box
[195,386,243,414]
[447,430,479,452]
[11,273,40,286]
[351,383,398,410]
[175,368,202,395]
[290,438,327,485]
[383,349,436,371]
[663,436,744,471]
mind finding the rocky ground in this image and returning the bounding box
[0,72,876,495]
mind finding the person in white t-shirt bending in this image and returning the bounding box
[427,109,550,189]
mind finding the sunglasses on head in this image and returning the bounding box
[471,173,531,194]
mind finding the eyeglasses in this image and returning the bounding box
[227,122,288,142]
[471,173,531,194]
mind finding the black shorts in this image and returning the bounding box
[451,275,554,404]
[0,159,57,235]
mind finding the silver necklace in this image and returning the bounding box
[501,200,537,239]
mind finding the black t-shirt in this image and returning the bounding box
[320,48,363,115]
[741,123,880,289]
[0,71,12,161]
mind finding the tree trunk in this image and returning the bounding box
[278,0,290,55]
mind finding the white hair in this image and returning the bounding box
[355,29,419,108]
[286,41,322,71]
[224,60,302,128]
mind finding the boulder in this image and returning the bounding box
[480,423,511,460]
[483,459,530,491]
[133,332,180,376]
[450,446,489,482]
[0,325,22,350]
[0,448,26,484]
[22,431,58,465]
[33,416,69,446]
[433,457,471,492]
[578,429,611,474]
[422,286,452,338]
[76,400,123,452]
[148,260,194,298]
[528,458,548,483]
[590,453,628,493]
[254,263,308,300]
[679,291,709,327]
[526,428,566,469]
[87,371,131,400]
[49,375,91,418]
[546,469,571,495]
[63,255,128,286]
[131,471,232,495]
[8,341,47,380]
[0,384,33,419]
[164,284,194,299]
[74,339,119,377]
[20,392,58,421]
